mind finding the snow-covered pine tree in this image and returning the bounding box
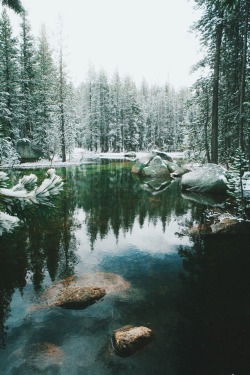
[55,21,78,161]
[33,25,60,159]
[0,8,19,139]
[17,11,37,141]
[138,79,150,150]
[226,147,249,219]
[96,70,110,152]
[64,82,78,159]
[121,76,140,151]
[108,71,122,152]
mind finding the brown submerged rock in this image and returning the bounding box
[38,273,130,310]
[112,325,154,357]
[211,217,250,234]
[54,286,106,309]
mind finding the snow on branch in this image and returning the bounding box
[0,169,64,234]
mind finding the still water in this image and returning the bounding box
[1,160,250,375]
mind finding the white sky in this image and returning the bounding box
[5,0,202,88]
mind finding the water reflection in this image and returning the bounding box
[179,231,250,375]
[2,160,249,374]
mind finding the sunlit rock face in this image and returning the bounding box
[181,164,228,194]
[112,325,154,357]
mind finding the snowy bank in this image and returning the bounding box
[1,148,184,170]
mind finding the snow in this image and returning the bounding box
[1,148,184,169]
[0,212,19,235]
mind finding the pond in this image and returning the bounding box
[1,160,250,375]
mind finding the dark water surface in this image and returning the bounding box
[1,160,250,375]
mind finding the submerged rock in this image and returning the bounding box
[181,164,228,194]
[9,342,64,370]
[112,325,154,357]
[39,273,130,309]
[54,286,106,309]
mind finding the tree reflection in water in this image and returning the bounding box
[179,230,250,375]
[2,160,250,373]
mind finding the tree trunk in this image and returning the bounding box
[204,87,211,163]
[59,48,66,162]
[211,16,223,164]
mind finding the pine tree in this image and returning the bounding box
[96,70,110,152]
[33,25,59,158]
[0,8,19,139]
[17,11,37,141]
[64,82,78,159]
[226,147,249,218]
[121,76,140,151]
[192,0,250,163]
[109,71,123,151]
[1,0,24,13]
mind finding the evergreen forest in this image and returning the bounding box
[0,0,249,166]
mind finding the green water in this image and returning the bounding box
[0,160,250,375]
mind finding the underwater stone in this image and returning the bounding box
[112,325,154,357]
[54,286,106,309]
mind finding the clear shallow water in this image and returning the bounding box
[1,160,250,375]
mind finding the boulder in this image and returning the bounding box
[131,153,187,178]
[142,155,169,177]
[167,162,188,177]
[54,286,106,309]
[131,154,154,174]
[124,151,136,158]
[189,216,250,237]
[211,217,250,235]
[152,150,173,162]
[181,164,228,194]
[112,325,154,357]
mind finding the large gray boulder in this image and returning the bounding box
[152,149,173,162]
[112,325,154,357]
[131,152,187,178]
[181,164,228,194]
[142,155,169,177]
[131,153,155,174]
